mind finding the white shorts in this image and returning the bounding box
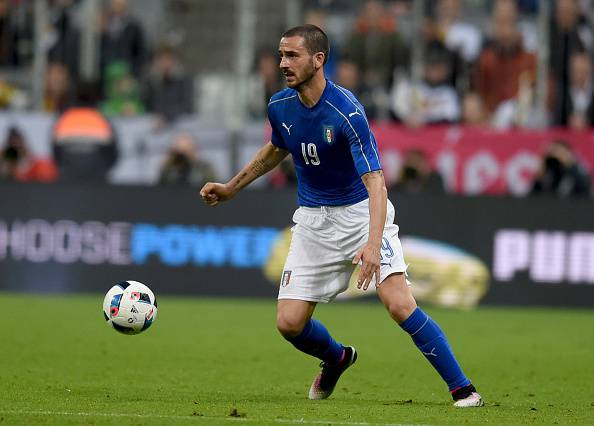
[278,198,407,303]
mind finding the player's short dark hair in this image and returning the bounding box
[282,24,329,65]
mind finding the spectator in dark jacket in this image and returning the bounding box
[158,133,216,187]
[47,0,81,81]
[392,149,446,194]
[0,0,18,66]
[549,0,594,125]
[553,51,594,129]
[144,45,194,126]
[100,0,146,78]
[531,139,591,197]
[52,99,118,183]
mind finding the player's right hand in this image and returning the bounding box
[352,243,381,291]
[199,182,235,206]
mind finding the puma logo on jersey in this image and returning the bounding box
[282,122,293,135]
[348,110,361,118]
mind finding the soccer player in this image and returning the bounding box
[200,24,483,408]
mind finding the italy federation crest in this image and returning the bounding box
[281,270,292,287]
[323,125,334,144]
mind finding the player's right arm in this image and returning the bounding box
[199,141,288,206]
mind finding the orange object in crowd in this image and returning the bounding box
[53,108,113,141]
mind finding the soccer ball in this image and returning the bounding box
[102,281,158,334]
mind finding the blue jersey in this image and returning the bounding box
[267,80,382,207]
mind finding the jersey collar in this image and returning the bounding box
[296,79,331,111]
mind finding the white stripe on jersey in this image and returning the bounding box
[268,95,297,106]
[333,83,361,111]
[325,100,372,172]
[333,83,381,167]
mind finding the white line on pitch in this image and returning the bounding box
[0,410,432,426]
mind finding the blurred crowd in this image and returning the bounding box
[289,0,594,130]
[0,0,593,197]
[264,0,594,197]
[0,0,193,123]
[1,0,199,185]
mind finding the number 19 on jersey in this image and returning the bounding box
[301,143,320,165]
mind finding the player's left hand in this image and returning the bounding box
[352,243,381,291]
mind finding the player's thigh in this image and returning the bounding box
[279,221,352,303]
[276,299,317,337]
[376,272,417,324]
[340,200,407,281]
[348,226,408,289]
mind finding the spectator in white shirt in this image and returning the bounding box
[391,43,460,127]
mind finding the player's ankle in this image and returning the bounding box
[451,383,477,401]
[324,347,346,367]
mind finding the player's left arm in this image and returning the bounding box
[341,103,385,290]
[353,170,387,290]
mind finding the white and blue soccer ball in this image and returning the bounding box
[103,281,157,335]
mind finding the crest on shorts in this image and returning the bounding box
[281,270,292,287]
[323,125,334,144]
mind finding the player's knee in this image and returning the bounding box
[386,298,417,324]
[276,313,306,339]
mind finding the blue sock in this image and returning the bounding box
[286,319,344,364]
[400,307,470,392]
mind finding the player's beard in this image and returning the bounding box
[290,59,317,91]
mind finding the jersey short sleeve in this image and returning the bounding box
[342,111,382,176]
[267,103,287,150]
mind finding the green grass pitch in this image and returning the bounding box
[0,293,593,425]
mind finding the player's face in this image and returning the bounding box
[278,36,318,89]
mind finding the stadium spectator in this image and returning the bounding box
[550,0,594,128]
[392,149,445,194]
[0,0,33,67]
[553,52,594,129]
[44,62,75,113]
[461,91,488,127]
[473,0,536,117]
[531,139,592,197]
[0,0,17,66]
[429,0,482,62]
[549,0,594,82]
[52,102,118,182]
[390,43,460,126]
[335,57,360,92]
[303,8,339,79]
[424,0,482,88]
[489,67,542,129]
[143,45,193,125]
[99,0,146,78]
[335,58,377,119]
[158,133,216,187]
[247,48,283,119]
[0,74,27,109]
[101,61,145,117]
[346,0,408,98]
[47,0,81,82]
[0,126,58,183]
